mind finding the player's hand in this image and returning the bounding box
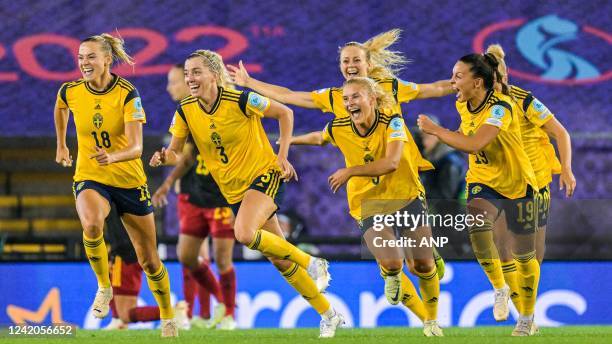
[328,168,352,193]
[227,60,250,87]
[89,146,114,166]
[417,114,439,135]
[149,147,167,167]
[560,168,576,197]
[55,146,73,167]
[278,156,298,182]
[152,184,170,208]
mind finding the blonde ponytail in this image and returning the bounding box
[341,28,409,80]
[188,49,234,90]
[344,77,395,110]
[82,33,134,66]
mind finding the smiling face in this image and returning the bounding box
[184,57,218,99]
[339,45,370,80]
[450,61,480,103]
[342,82,376,127]
[166,66,189,102]
[78,41,112,81]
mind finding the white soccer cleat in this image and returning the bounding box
[204,303,227,329]
[161,319,179,337]
[103,318,127,330]
[174,300,191,330]
[218,315,237,330]
[307,258,331,293]
[190,315,211,329]
[493,285,510,321]
[530,321,540,335]
[91,287,113,319]
[319,312,345,338]
[384,274,402,305]
[511,315,534,336]
[423,320,444,337]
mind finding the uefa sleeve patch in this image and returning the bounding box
[170,115,177,128]
[390,117,405,131]
[248,92,269,112]
[490,105,507,119]
[532,98,552,119]
[315,88,330,94]
[399,79,417,90]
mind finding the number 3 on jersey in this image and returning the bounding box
[91,131,111,148]
[211,132,229,164]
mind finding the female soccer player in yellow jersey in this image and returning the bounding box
[484,44,576,319]
[228,28,449,320]
[149,50,344,338]
[417,53,540,336]
[53,33,176,337]
[320,77,442,336]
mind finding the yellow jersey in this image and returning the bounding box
[510,85,562,189]
[169,88,280,204]
[310,77,433,172]
[321,111,425,220]
[457,90,537,199]
[56,74,147,188]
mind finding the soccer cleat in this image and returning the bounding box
[433,247,445,280]
[530,321,540,335]
[423,320,444,337]
[511,315,534,336]
[174,300,191,330]
[493,285,510,321]
[161,319,179,337]
[190,315,211,329]
[103,318,127,330]
[218,315,237,330]
[204,303,227,329]
[91,287,113,319]
[384,274,402,305]
[319,312,345,338]
[307,258,331,293]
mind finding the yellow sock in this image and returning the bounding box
[414,267,439,321]
[400,272,427,322]
[502,261,522,313]
[470,224,505,289]
[379,265,401,277]
[249,230,311,269]
[83,232,110,288]
[145,264,174,319]
[514,251,540,316]
[281,263,330,314]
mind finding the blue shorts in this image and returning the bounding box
[73,180,153,216]
[229,169,285,217]
[467,183,538,234]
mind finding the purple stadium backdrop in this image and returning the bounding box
[0,0,610,238]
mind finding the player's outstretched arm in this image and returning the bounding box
[54,101,72,167]
[289,131,328,146]
[228,60,317,109]
[542,117,576,197]
[415,79,455,99]
[417,114,499,154]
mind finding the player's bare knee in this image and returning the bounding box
[234,226,254,246]
[412,259,435,274]
[379,259,403,272]
[178,251,199,270]
[215,255,233,272]
[81,217,104,238]
[139,256,161,275]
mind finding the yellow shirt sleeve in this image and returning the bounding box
[310,88,333,112]
[123,89,146,123]
[244,91,271,118]
[169,109,189,138]
[524,97,554,127]
[397,79,420,103]
[386,115,409,142]
[484,102,512,131]
[56,83,69,109]
[321,123,335,146]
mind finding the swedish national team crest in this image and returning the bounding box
[471,185,482,194]
[93,113,103,129]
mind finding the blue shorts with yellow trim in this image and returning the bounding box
[229,169,285,216]
[467,183,538,234]
[73,180,153,216]
[357,195,428,234]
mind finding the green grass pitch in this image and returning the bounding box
[4,326,612,344]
